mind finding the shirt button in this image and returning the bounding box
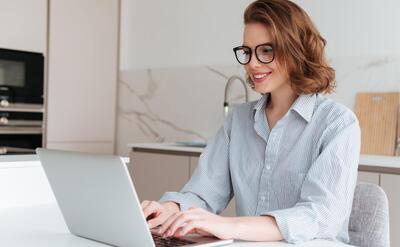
[266,166,271,170]
[260,196,266,201]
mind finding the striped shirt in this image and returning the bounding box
[159,93,361,244]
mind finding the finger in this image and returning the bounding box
[141,200,150,209]
[159,212,181,236]
[165,213,200,238]
[143,201,161,219]
[147,213,167,229]
[178,220,197,236]
[173,226,187,238]
[174,227,197,237]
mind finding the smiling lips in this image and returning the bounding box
[252,72,272,83]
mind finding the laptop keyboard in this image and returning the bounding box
[152,233,196,247]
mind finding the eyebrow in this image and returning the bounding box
[241,42,274,47]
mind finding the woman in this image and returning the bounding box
[141,0,360,244]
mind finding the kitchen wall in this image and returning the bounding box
[117,0,400,155]
[120,0,400,69]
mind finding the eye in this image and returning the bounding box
[262,47,273,53]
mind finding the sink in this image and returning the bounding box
[173,141,207,148]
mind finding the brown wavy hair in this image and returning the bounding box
[244,0,335,94]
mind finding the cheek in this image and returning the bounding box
[244,65,251,75]
[272,61,289,78]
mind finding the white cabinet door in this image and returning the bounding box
[357,171,380,184]
[129,152,190,202]
[0,0,47,53]
[380,174,400,247]
[189,156,236,217]
[46,0,119,153]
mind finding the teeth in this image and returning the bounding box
[254,73,267,79]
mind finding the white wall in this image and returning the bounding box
[120,0,249,70]
[294,0,400,58]
[120,0,400,70]
[0,0,47,53]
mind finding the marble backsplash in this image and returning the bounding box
[116,55,400,155]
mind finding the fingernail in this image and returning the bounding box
[148,222,151,228]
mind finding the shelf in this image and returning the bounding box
[0,103,44,113]
[0,127,42,135]
[0,120,43,127]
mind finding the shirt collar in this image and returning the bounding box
[290,93,317,122]
[253,93,317,123]
[252,94,269,122]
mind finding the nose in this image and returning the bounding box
[248,50,263,68]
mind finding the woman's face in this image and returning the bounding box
[243,22,290,94]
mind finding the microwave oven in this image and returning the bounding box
[0,48,44,105]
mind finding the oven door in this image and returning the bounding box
[0,48,44,104]
[0,133,41,155]
[0,111,43,127]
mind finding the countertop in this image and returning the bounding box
[129,143,400,174]
[0,204,352,247]
[0,154,129,167]
[2,144,399,174]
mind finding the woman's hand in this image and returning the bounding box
[158,207,235,240]
[141,200,180,229]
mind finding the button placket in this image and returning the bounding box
[257,120,285,214]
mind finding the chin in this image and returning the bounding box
[254,85,272,94]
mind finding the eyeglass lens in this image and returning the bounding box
[234,44,274,65]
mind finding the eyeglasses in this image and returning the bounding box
[233,43,275,65]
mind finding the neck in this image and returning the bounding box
[267,86,298,114]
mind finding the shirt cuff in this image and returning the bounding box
[262,206,317,244]
[159,192,205,212]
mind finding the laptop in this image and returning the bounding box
[36,148,233,247]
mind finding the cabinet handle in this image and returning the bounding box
[0,99,9,107]
[0,116,8,125]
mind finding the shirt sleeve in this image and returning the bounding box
[159,112,234,214]
[263,116,361,244]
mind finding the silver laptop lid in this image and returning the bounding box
[36,148,155,247]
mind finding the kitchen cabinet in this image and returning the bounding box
[128,152,189,202]
[0,0,119,154]
[357,171,380,184]
[129,150,236,216]
[0,0,47,53]
[380,174,400,247]
[46,0,119,154]
[189,156,198,176]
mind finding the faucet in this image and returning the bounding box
[224,75,249,117]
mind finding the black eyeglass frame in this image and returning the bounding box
[232,43,275,65]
